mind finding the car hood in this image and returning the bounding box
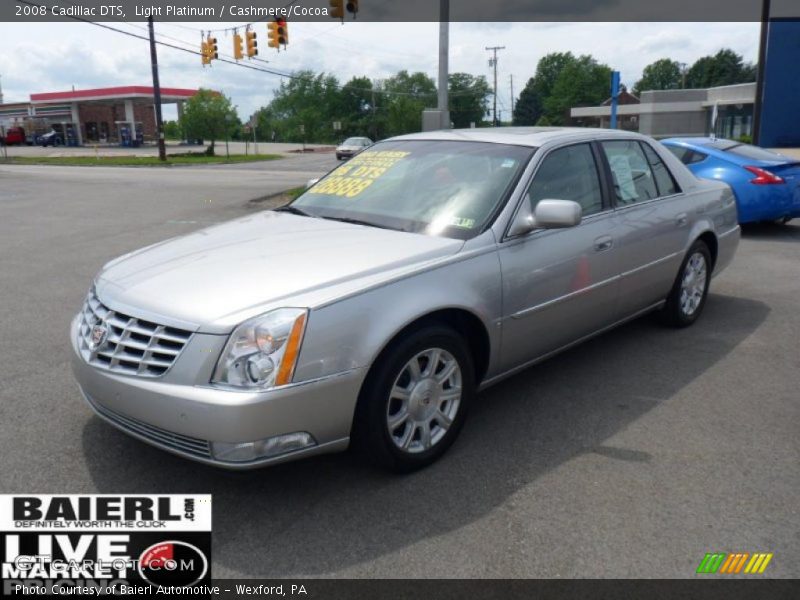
[337,145,361,151]
[95,211,463,333]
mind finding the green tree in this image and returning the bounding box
[447,72,491,128]
[382,71,436,137]
[340,76,379,139]
[513,52,577,125]
[162,120,181,140]
[543,55,613,125]
[179,89,239,155]
[633,58,682,94]
[268,70,342,143]
[686,49,756,88]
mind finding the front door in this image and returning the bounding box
[498,142,622,373]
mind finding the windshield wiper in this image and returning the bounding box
[319,216,401,231]
[274,205,315,217]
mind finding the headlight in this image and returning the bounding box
[211,308,308,390]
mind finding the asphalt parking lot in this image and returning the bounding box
[0,156,797,579]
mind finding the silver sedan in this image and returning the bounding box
[71,128,740,471]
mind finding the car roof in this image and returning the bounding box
[390,126,644,148]
[662,137,736,149]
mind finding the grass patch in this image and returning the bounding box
[4,152,283,167]
[286,186,305,201]
[250,186,307,209]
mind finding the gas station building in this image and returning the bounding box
[0,85,200,145]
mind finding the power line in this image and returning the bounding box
[14,0,484,102]
[15,0,297,79]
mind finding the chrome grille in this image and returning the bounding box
[78,290,192,377]
[87,395,211,458]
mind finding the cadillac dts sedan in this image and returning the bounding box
[71,128,740,472]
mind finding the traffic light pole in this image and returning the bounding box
[148,16,167,162]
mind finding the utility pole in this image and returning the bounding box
[509,74,514,118]
[678,62,688,89]
[437,0,450,129]
[486,46,505,126]
[147,16,167,162]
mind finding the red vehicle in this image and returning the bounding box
[2,126,26,145]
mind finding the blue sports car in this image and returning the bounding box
[661,138,800,224]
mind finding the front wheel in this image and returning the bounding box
[660,240,711,327]
[352,325,475,472]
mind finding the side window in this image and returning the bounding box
[641,142,679,196]
[601,140,659,206]
[527,143,604,217]
[665,144,690,163]
[688,151,708,164]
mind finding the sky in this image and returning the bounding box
[0,21,760,121]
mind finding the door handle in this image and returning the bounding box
[676,212,688,226]
[594,235,614,252]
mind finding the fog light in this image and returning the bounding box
[211,432,316,463]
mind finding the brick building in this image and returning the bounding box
[0,85,201,145]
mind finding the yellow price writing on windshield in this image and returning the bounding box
[309,151,410,198]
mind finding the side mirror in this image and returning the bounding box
[305,177,319,189]
[508,199,582,236]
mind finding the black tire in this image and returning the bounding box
[351,325,475,472]
[660,240,712,328]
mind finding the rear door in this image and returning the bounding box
[598,139,690,318]
[497,142,622,372]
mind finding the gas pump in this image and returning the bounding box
[65,123,78,147]
[134,122,144,147]
[118,122,132,147]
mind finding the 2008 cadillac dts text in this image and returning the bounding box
[71,127,740,472]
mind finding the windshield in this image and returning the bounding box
[291,140,534,239]
[342,137,368,146]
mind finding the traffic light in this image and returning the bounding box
[201,39,210,65]
[346,0,358,16]
[276,19,288,46]
[233,32,244,60]
[268,19,288,49]
[209,36,218,60]
[245,29,258,57]
[329,0,344,20]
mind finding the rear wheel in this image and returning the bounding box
[661,240,711,327]
[352,325,474,472]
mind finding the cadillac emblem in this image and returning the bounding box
[88,320,109,350]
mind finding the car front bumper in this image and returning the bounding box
[70,315,364,469]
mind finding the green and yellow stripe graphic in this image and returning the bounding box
[696,552,773,574]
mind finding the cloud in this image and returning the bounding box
[0,21,759,120]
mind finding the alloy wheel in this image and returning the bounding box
[679,251,708,317]
[386,347,462,454]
